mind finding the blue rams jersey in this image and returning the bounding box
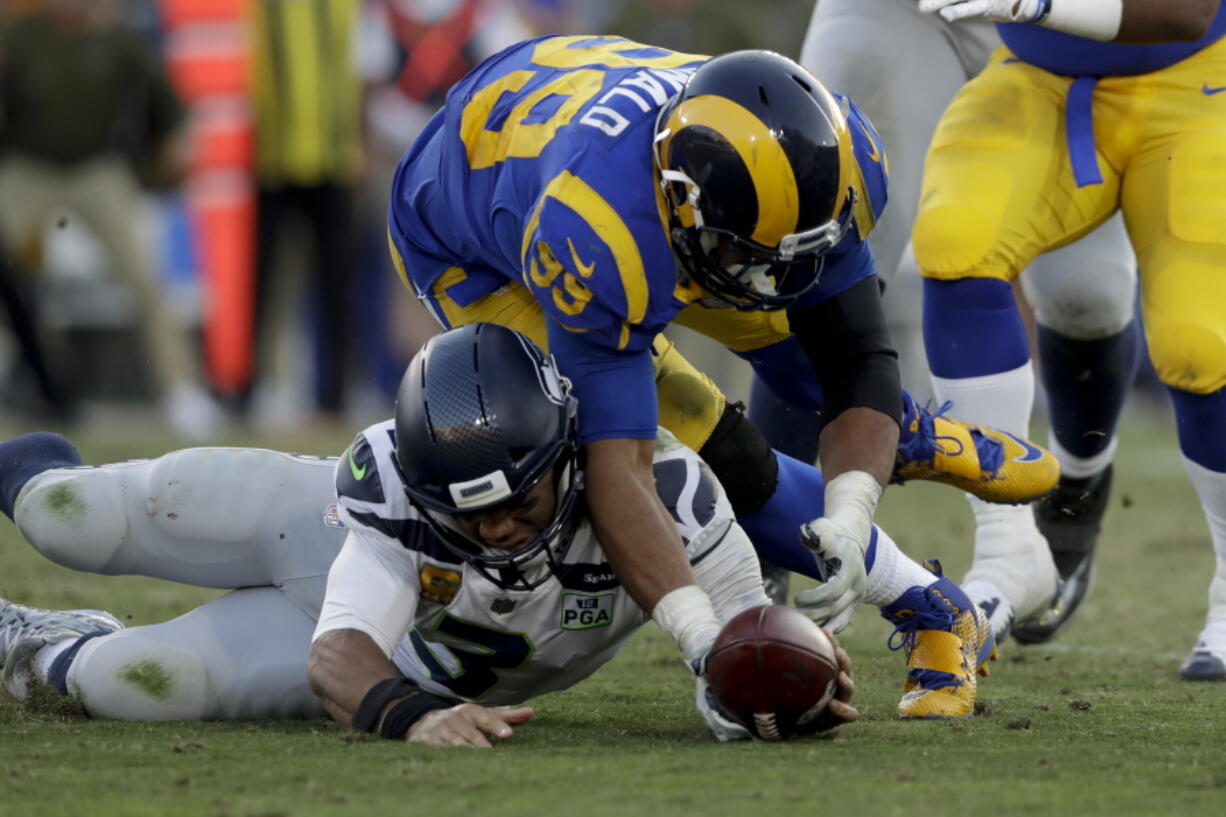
[389,35,888,356]
[998,4,1226,76]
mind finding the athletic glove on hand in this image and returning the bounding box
[695,676,752,742]
[794,517,868,633]
[918,0,1048,23]
[793,471,880,633]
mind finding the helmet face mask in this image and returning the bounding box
[653,50,862,311]
[395,323,586,592]
[408,457,585,592]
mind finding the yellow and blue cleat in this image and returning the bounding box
[882,570,996,719]
[893,394,1060,505]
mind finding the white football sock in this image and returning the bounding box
[1048,433,1118,480]
[962,497,1057,621]
[1182,457,1226,633]
[932,363,1055,619]
[931,361,1035,436]
[863,526,940,607]
[31,638,77,685]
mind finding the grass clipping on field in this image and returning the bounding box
[19,680,87,723]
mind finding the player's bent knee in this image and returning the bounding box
[70,633,216,722]
[1027,261,1136,339]
[1148,322,1226,395]
[15,470,130,573]
[697,403,778,516]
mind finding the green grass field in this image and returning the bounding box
[1,413,1224,817]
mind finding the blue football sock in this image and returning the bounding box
[0,432,81,522]
[747,376,820,465]
[1170,386,1226,472]
[737,451,827,578]
[47,631,109,696]
[1038,323,1139,459]
[923,278,1028,379]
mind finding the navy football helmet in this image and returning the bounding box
[653,50,861,311]
[395,323,583,590]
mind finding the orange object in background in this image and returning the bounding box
[193,173,256,392]
[160,0,255,395]
[160,0,247,26]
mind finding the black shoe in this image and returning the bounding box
[759,561,791,606]
[1013,465,1114,644]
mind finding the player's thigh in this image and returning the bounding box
[1020,212,1136,339]
[913,54,1119,282]
[70,587,323,721]
[1122,124,1226,395]
[651,334,727,452]
[15,448,344,588]
[802,0,979,279]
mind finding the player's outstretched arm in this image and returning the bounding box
[309,630,533,747]
[586,438,723,666]
[918,0,1217,43]
[789,276,900,630]
[308,628,410,727]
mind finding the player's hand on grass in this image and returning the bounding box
[795,517,868,632]
[406,703,534,747]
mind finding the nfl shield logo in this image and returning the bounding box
[491,598,516,614]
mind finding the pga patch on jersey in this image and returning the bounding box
[560,591,615,630]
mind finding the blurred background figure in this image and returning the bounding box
[0,0,222,437]
[242,0,366,428]
[351,0,552,408]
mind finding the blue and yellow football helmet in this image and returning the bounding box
[653,50,860,311]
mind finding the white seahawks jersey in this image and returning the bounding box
[316,420,748,706]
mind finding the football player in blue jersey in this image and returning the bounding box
[385,36,1059,686]
[912,0,1226,674]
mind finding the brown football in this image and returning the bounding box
[706,605,840,741]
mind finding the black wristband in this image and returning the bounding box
[352,677,416,733]
[378,691,454,740]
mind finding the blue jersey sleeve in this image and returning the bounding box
[834,93,888,244]
[546,319,658,443]
[520,153,678,354]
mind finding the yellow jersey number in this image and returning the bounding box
[459,37,697,344]
[459,36,699,171]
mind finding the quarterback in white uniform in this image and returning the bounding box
[0,325,864,743]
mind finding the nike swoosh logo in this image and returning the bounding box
[566,238,596,278]
[1001,431,1045,464]
[1203,84,1226,95]
[348,448,367,481]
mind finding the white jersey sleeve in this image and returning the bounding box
[312,529,420,656]
[315,419,464,654]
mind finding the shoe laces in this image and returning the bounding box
[886,604,957,654]
[897,399,964,465]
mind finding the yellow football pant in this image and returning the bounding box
[914,40,1226,394]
